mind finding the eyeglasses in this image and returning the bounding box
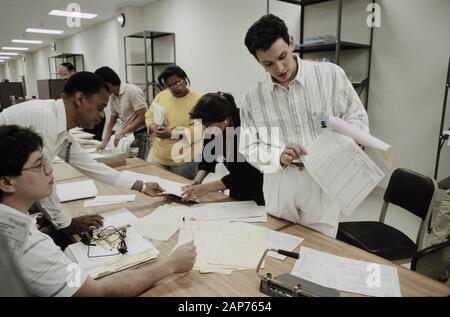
[21,156,52,175]
[167,81,183,91]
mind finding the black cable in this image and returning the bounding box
[87,226,128,258]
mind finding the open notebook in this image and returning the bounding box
[65,208,160,279]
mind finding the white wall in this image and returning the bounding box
[63,18,121,75]
[141,0,300,100]
[367,0,450,185]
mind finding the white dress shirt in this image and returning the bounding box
[0,204,87,296]
[239,57,369,237]
[0,99,136,228]
[240,57,369,172]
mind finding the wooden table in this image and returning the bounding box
[59,163,450,297]
[54,157,150,183]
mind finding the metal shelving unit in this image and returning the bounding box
[434,56,450,188]
[268,0,375,109]
[124,31,176,103]
[48,53,84,79]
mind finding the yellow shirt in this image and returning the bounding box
[145,89,202,166]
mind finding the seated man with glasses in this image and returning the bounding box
[0,125,196,297]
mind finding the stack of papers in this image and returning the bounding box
[56,179,98,202]
[65,208,160,279]
[174,221,267,274]
[291,247,401,297]
[131,203,195,241]
[131,201,268,242]
[84,195,136,208]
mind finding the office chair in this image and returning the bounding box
[337,168,437,264]
[411,239,450,283]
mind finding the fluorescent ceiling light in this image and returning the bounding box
[0,52,18,56]
[49,10,97,19]
[12,39,43,44]
[2,47,29,51]
[26,28,64,35]
[0,57,11,59]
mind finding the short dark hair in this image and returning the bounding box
[190,92,237,125]
[0,125,43,199]
[94,66,121,86]
[158,65,190,87]
[60,62,75,72]
[62,71,110,97]
[244,14,290,58]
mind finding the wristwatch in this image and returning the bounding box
[140,182,148,193]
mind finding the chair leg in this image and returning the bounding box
[427,210,433,233]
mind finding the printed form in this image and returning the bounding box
[292,246,401,297]
[302,130,385,216]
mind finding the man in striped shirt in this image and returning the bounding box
[240,14,368,238]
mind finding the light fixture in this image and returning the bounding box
[0,56,11,59]
[26,28,64,35]
[2,47,29,51]
[12,39,43,44]
[116,13,125,27]
[49,9,97,19]
[0,52,18,56]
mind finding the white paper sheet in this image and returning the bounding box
[56,179,98,202]
[131,204,195,241]
[210,222,267,269]
[151,102,166,126]
[328,116,390,151]
[159,178,185,197]
[0,208,32,257]
[291,246,401,297]
[302,130,385,216]
[95,195,136,204]
[328,116,394,169]
[267,230,303,260]
[194,201,266,221]
[89,153,106,159]
[84,200,118,208]
[100,208,138,228]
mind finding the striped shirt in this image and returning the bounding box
[0,99,136,228]
[110,83,148,131]
[0,204,87,297]
[239,57,369,172]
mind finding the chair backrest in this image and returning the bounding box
[383,168,436,220]
[411,239,450,283]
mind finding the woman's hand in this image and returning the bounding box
[181,183,213,202]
